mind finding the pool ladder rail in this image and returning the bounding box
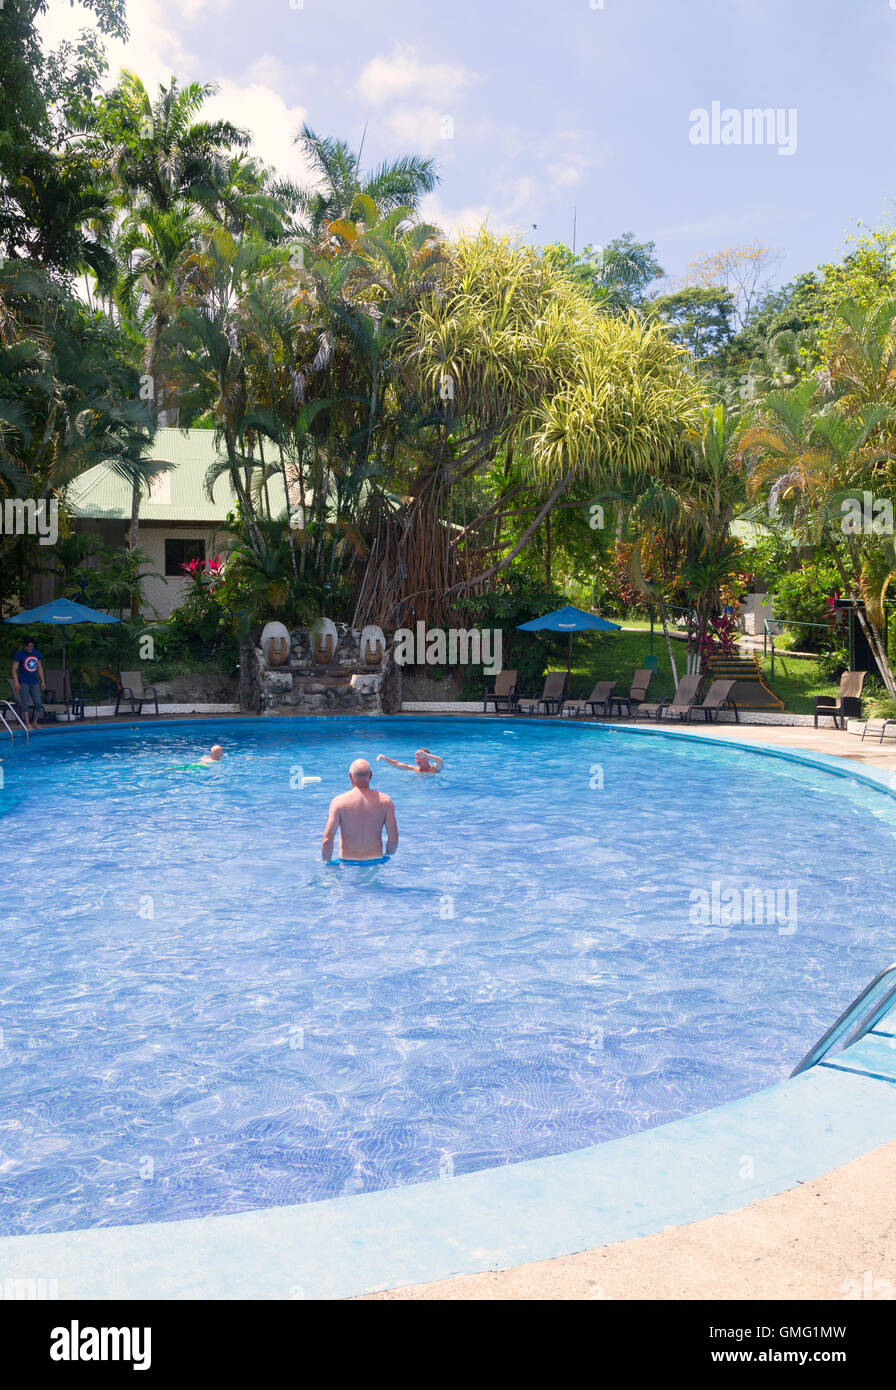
[791,961,896,1076]
[0,700,30,743]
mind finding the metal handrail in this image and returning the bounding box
[0,700,30,743]
[763,618,776,676]
[790,961,896,1076]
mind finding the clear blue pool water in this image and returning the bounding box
[1,716,895,1237]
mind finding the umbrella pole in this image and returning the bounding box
[568,632,572,692]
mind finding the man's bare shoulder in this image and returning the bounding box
[377,790,395,806]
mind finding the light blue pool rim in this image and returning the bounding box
[2,719,895,1299]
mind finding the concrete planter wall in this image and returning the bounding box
[255,623,402,715]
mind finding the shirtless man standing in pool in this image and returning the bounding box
[321,758,398,863]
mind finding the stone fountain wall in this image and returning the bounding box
[256,624,402,715]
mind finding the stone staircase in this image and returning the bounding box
[706,653,786,710]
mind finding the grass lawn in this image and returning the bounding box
[558,626,835,716]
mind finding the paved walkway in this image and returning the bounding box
[622,718,896,773]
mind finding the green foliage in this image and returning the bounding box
[649,286,736,361]
[737,532,800,591]
[455,573,566,694]
[770,559,840,649]
[544,233,665,314]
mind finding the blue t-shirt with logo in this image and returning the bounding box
[14,649,42,684]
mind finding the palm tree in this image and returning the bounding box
[88,72,253,546]
[738,376,896,697]
[0,260,165,613]
[291,125,439,248]
[169,230,277,554]
[90,71,250,217]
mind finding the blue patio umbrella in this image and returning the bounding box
[5,596,121,691]
[517,603,621,685]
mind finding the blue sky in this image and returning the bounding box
[42,0,896,293]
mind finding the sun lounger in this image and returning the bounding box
[483,669,518,713]
[561,680,617,718]
[686,678,739,722]
[516,671,567,715]
[114,671,160,717]
[636,674,702,720]
[42,668,84,721]
[609,668,654,717]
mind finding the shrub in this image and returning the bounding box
[770,559,841,650]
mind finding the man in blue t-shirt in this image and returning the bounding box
[11,636,46,728]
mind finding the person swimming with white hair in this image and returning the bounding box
[376,747,443,775]
[321,758,398,864]
[198,745,224,765]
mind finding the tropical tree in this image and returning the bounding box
[86,72,259,546]
[0,260,164,613]
[290,125,439,249]
[546,232,665,315]
[355,230,707,628]
[738,372,896,697]
[88,71,250,217]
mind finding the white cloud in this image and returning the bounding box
[382,105,463,156]
[421,174,538,243]
[550,164,584,189]
[37,4,314,186]
[356,44,476,109]
[205,79,312,184]
[421,192,505,240]
[38,0,197,91]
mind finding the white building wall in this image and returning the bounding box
[139,526,220,619]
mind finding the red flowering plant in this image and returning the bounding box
[698,610,741,659]
[823,591,847,637]
[180,555,224,597]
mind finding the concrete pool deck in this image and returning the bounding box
[362,1134,896,1301]
[3,716,895,1300]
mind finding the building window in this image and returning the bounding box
[165,538,205,576]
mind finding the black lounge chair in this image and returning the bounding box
[814,671,865,729]
[609,667,654,717]
[637,674,702,721]
[686,678,739,722]
[561,680,617,718]
[42,668,84,721]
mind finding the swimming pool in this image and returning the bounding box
[1,716,895,1238]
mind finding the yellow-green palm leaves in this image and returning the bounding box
[404,230,705,491]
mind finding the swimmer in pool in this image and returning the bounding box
[198,745,224,765]
[321,758,398,863]
[376,747,443,775]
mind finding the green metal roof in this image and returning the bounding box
[66,428,290,523]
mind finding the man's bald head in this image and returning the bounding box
[349,758,372,787]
